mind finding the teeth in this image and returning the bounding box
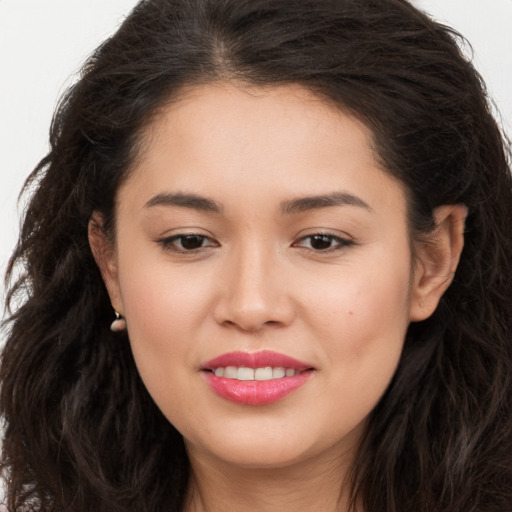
[255,367,273,381]
[224,366,238,379]
[212,366,299,380]
[272,367,285,378]
[237,367,254,381]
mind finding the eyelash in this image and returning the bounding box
[157,232,354,255]
[157,234,218,253]
[293,233,355,253]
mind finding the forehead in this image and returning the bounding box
[142,82,376,162]
[119,82,406,215]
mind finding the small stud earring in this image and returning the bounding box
[110,311,126,332]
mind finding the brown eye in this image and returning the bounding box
[179,235,208,250]
[158,234,218,252]
[294,233,354,252]
[309,235,336,250]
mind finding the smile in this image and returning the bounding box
[212,366,301,380]
[201,351,315,405]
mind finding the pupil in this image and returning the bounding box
[311,235,332,250]
[181,235,204,250]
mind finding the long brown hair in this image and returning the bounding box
[2,1,511,510]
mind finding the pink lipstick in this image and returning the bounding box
[201,350,314,406]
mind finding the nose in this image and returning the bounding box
[213,243,296,332]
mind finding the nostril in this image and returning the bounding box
[212,281,296,331]
[219,317,286,333]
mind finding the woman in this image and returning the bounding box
[1,0,511,511]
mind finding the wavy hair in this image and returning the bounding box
[2,0,511,510]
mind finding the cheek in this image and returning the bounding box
[299,252,412,406]
[301,253,412,331]
[115,252,215,409]
[118,243,213,337]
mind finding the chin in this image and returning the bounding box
[183,415,361,471]
[202,441,315,470]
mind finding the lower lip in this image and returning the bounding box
[202,370,313,406]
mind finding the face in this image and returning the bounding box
[95,83,428,471]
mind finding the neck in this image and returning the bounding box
[183,447,360,512]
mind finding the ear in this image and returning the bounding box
[88,212,124,315]
[409,204,467,322]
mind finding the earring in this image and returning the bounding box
[110,311,126,332]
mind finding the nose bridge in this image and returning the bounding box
[214,236,294,331]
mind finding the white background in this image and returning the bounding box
[1,0,511,314]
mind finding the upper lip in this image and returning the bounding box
[201,350,313,371]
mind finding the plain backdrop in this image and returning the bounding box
[1,0,511,315]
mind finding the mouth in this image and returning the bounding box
[208,366,304,380]
[201,351,315,406]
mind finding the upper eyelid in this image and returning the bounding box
[155,227,216,240]
[160,233,216,243]
[293,229,354,241]
[294,233,352,245]
[297,231,350,238]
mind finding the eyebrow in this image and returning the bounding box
[143,191,371,215]
[280,192,372,214]
[144,192,223,213]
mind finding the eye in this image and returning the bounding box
[158,234,218,252]
[293,233,353,252]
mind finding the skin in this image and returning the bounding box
[90,83,466,511]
